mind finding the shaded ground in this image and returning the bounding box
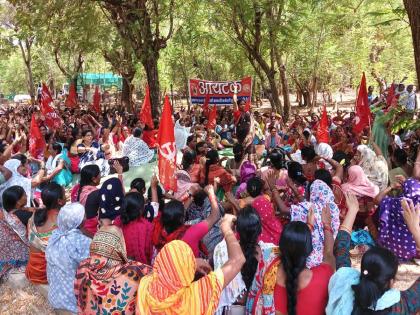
[0,255,418,314]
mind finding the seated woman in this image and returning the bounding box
[226,143,246,182]
[75,225,152,315]
[45,142,72,187]
[214,206,275,314]
[122,127,155,167]
[46,203,91,314]
[247,207,335,314]
[265,126,282,153]
[376,178,420,261]
[152,185,220,257]
[272,179,340,268]
[200,149,236,194]
[114,192,153,265]
[0,187,30,279]
[26,182,65,284]
[301,146,319,182]
[342,165,380,238]
[0,155,51,208]
[354,143,389,191]
[77,129,109,176]
[327,195,420,315]
[137,214,246,314]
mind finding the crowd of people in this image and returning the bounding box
[0,82,419,315]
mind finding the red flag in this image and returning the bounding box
[316,104,329,143]
[40,83,63,130]
[157,95,177,192]
[353,73,371,134]
[29,114,46,158]
[65,83,77,108]
[202,94,210,118]
[139,85,154,128]
[92,86,101,114]
[206,105,217,130]
[244,97,251,112]
[385,84,398,109]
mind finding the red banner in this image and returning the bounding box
[189,76,252,105]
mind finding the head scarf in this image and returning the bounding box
[99,178,124,220]
[75,226,151,315]
[235,161,257,198]
[291,180,340,268]
[342,165,380,198]
[316,143,333,170]
[46,203,91,314]
[0,159,32,207]
[357,145,389,190]
[137,240,224,315]
[326,267,401,315]
[252,195,282,244]
[378,178,420,261]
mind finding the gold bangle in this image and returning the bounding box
[224,231,235,238]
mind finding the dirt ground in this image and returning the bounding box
[0,255,418,315]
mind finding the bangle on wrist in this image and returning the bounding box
[324,225,333,234]
[339,225,352,234]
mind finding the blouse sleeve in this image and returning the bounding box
[334,230,351,269]
[391,277,420,315]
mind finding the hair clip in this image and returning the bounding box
[363,270,368,275]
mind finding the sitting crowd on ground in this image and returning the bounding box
[0,82,419,315]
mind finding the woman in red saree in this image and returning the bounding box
[200,149,236,193]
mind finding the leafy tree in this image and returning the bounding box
[99,0,176,117]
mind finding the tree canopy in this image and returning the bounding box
[0,0,417,117]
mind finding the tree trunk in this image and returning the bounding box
[18,40,35,104]
[266,75,283,114]
[311,76,318,111]
[279,65,291,122]
[404,0,420,85]
[121,76,134,112]
[142,55,161,118]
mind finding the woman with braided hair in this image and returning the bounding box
[246,205,335,314]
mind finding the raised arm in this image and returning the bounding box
[219,214,246,289]
[321,205,335,269]
[203,184,221,228]
[334,193,359,269]
[324,157,344,182]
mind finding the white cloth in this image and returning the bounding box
[122,135,155,167]
[174,120,191,151]
[0,159,32,207]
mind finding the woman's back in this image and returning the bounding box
[274,263,333,315]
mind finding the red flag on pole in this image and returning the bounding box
[202,94,210,118]
[353,73,371,134]
[92,86,101,114]
[65,83,77,108]
[316,104,329,143]
[139,85,154,129]
[206,105,217,130]
[244,97,251,112]
[157,95,177,192]
[40,83,63,130]
[29,114,46,158]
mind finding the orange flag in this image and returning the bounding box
[316,104,329,143]
[206,105,217,130]
[92,86,101,114]
[139,85,154,129]
[353,72,371,134]
[29,114,46,158]
[157,95,177,192]
[65,83,77,108]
